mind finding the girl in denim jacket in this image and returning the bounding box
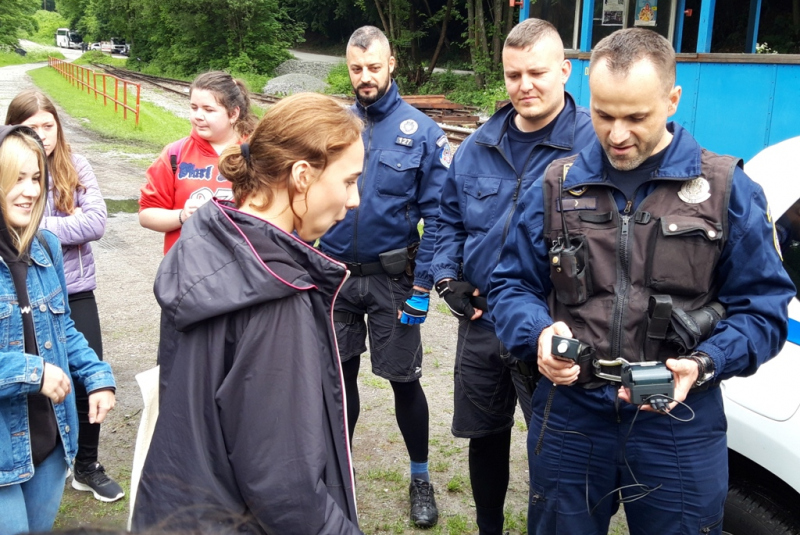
[6,89,123,503]
[0,126,116,534]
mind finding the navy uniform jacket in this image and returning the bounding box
[488,123,795,380]
[430,94,594,330]
[319,81,450,290]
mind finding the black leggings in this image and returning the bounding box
[69,291,104,472]
[341,357,429,463]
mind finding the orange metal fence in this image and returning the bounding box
[48,57,141,126]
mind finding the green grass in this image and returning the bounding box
[73,50,129,68]
[106,199,140,214]
[363,375,389,389]
[0,49,64,67]
[28,66,190,150]
[445,514,471,535]
[445,474,469,493]
[365,468,404,483]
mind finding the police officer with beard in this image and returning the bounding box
[318,26,450,528]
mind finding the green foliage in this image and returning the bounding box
[0,0,38,47]
[324,61,352,95]
[72,50,127,67]
[28,66,190,150]
[27,10,69,45]
[419,71,507,113]
[0,48,64,67]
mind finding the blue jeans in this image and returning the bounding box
[0,447,69,535]
[527,382,727,535]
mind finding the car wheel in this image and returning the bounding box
[723,484,800,535]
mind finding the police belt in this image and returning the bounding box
[592,357,718,391]
[343,261,385,277]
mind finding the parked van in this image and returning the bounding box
[55,28,83,49]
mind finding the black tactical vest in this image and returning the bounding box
[542,150,740,387]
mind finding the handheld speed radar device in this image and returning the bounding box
[621,362,674,411]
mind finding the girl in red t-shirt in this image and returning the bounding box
[139,71,257,253]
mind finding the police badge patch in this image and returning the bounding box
[439,143,453,168]
[678,177,712,204]
[400,119,418,135]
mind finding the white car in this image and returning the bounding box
[721,136,800,535]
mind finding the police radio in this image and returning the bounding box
[620,362,674,412]
[549,164,591,305]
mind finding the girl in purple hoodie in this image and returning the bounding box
[6,90,124,503]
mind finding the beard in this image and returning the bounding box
[355,79,391,106]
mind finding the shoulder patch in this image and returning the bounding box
[400,119,418,135]
[439,143,453,169]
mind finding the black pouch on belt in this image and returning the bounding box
[379,247,410,276]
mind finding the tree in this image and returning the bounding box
[0,0,38,48]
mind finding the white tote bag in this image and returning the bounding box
[127,365,160,530]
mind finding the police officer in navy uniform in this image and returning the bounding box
[318,26,450,528]
[430,19,595,535]
[488,29,795,535]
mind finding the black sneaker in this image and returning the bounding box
[409,478,438,528]
[72,462,125,502]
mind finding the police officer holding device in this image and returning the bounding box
[318,26,450,528]
[430,19,594,535]
[488,28,795,535]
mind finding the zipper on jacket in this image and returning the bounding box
[353,115,374,263]
[78,247,84,278]
[610,200,634,359]
[498,147,540,259]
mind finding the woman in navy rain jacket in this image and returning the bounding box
[133,93,366,534]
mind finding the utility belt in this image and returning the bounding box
[574,297,725,387]
[334,244,419,325]
[342,243,419,278]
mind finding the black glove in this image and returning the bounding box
[435,279,478,318]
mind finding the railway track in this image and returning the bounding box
[91,64,476,144]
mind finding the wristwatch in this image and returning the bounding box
[687,352,716,387]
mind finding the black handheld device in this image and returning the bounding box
[620,362,674,411]
[551,335,587,363]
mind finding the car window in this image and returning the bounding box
[777,196,800,300]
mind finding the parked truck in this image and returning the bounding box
[100,38,129,56]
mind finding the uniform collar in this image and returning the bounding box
[354,80,404,120]
[563,122,704,190]
[474,92,581,151]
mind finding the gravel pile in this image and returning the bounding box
[263,73,327,95]
[273,59,340,79]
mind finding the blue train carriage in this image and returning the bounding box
[520,0,800,163]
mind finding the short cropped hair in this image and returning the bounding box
[590,28,676,94]
[347,26,392,56]
[505,18,562,52]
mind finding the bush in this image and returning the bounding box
[324,62,352,95]
[419,71,507,113]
